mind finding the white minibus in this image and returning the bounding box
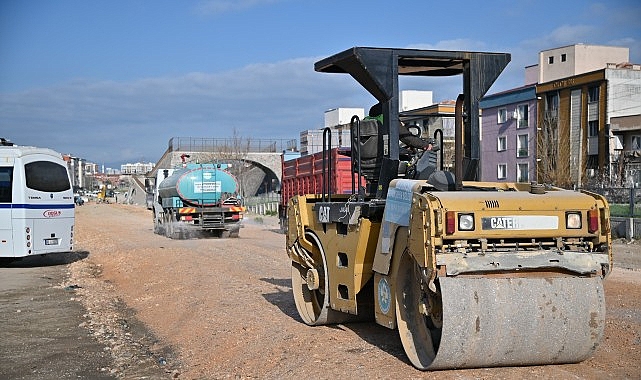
[0,141,74,262]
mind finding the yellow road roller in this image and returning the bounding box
[285,47,611,370]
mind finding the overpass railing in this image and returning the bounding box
[168,137,297,154]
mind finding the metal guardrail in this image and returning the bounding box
[611,217,641,240]
[168,137,296,153]
[243,193,279,206]
[583,187,641,217]
[584,187,641,239]
[242,193,280,215]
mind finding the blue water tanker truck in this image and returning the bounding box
[152,163,244,238]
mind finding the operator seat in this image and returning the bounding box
[352,118,383,193]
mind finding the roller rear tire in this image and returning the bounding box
[290,231,350,325]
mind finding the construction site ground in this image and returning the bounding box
[1,203,640,379]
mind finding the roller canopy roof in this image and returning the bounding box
[314,46,511,103]
[314,47,511,179]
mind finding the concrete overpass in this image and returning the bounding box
[147,137,295,197]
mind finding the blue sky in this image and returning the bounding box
[1,0,640,169]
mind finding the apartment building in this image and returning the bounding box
[299,107,363,155]
[605,63,641,185]
[479,85,537,182]
[535,45,640,187]
[480,44,639,187]
[120,162,155,175]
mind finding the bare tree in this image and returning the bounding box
[209,129,255,200]
[537,111,572,188]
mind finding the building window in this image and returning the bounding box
[588,86,599,103]
[517,134,529,157]
[545,92,559,111]
[516,104,529,128]
[545,91,559,119]
[498,108,507,123]
[561,53,567,62]
[548,56,554,64]
[632,135,641,150]
[497,136,507,151]
[498,164,507,180]
[517,163,529,183]
[588,120,599,137]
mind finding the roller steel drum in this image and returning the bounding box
[396,272,605,369]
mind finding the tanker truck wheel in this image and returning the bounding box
[164,211,173,238]
[164,210,182,239]
[290,231,350,325]
[395,250,442,370]
[224,225,240,238]
[153,213,164,235]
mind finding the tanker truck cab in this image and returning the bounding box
[151,168,175,225]
[152,163,244,239]
[285,47,612,371]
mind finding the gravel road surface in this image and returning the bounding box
[1,203,640,379]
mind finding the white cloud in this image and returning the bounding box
[4,25,637,169]
[608,37,641,63]
[520,1,640,61]
[1,42,529,167]
[0,57,365,167]
[522,24,596,52]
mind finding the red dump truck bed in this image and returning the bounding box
[279,148,358,228]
